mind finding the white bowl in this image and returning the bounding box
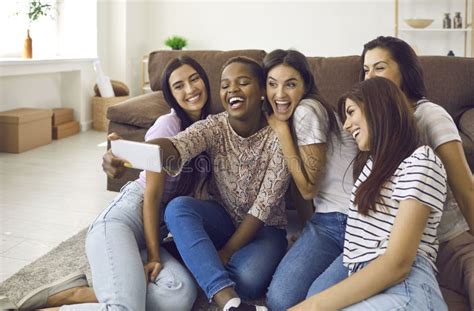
[404,19,434,29]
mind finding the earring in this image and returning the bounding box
[261,96,265,101]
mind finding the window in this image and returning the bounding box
[0,0,97,59]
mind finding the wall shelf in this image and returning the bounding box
[395,0,473,57]
[399,28,472,32]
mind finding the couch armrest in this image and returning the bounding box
[107,91,171,129]
[105,92,170,192]
[459,108,474,172]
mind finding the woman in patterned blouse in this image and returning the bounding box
[110,57,290,311]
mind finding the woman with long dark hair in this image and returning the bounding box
[291,77,447,310]
[262,49,357,311]
[360,36,474,308]
[18,56,211,311]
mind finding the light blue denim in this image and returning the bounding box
[60,181,197,311]
[266,212,347,311]
[307,255,447,311]
[164,196,288,301]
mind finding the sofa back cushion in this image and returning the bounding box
[307,56,361,110]
[306,55,473,125]
[419,56,474,123]
[148,49,266,113]
[148,50,473,126]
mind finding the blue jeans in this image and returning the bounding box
[61,181,197,311]
[266,212,347,311]
[164,196,287,301]
[307,255,447,311]
[306,253,347,297]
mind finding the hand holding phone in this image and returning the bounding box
[111,140,162,173]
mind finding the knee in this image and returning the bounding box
[266,279,291,311]
[164,196,196,225]
[147,269,197,311]
[233,269,268,300]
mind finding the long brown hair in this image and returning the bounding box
[161,56,211,200]
[337,77,420,215]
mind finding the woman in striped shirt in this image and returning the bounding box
[290,77,448,310]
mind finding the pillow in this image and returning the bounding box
[94,80,130,97]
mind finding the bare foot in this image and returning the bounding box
[213,286,239,309]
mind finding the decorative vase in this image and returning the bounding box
[23,29,32,59]
[453,12,463,29]
[443,13,452,29]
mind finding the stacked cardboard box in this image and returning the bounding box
[52,108,80,139]
[0,108,53,153]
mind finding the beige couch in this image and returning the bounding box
[106,49,474,309]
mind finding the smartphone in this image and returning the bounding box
[111,139,162,173]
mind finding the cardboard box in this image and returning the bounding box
[0,108,53,153]
[53,120,80,140]
[52,108,74,126]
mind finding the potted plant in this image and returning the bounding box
[17,0,55,58]
[164,35,187,50]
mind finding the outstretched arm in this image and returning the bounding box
[146,137,181,173]
[289,199,431,311]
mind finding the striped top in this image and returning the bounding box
[343,146,447,274]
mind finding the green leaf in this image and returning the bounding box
[164,36,187,50]
[27,0,53,23]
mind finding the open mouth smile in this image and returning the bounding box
[186,93,201,104]
[274,99,291,113]
[228,96,245,110]
[351,128,360,139]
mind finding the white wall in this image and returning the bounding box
[147,0,394,57]
[93,0,474,97]
[0,74,62,110]
[97,0,150,96]
[2,0,471,128]
[58,0,97,57]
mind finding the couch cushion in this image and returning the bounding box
[420,56,474,124]
[307,56,360,109]
[148,49,267,114]
[107,92,170,128]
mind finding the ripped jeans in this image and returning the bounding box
[60,181,197,311]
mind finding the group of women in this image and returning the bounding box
[18,36,473,311]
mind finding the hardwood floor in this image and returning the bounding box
[0,130,117,282]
